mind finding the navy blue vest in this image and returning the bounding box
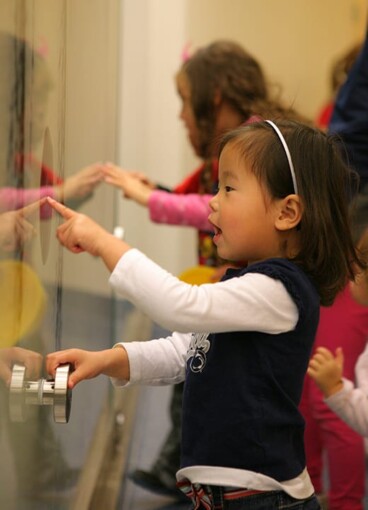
[181,259,320,481]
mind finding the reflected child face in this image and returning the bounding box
[208,142,284,264]
[24,62,52,148]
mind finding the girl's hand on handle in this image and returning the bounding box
[307,346,344,397]
[46,347,130,389]
[46,349,108,389]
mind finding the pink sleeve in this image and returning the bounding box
[0,187,56,219]
[148,190,212,231]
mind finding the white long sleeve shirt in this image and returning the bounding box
[110,249,298,335]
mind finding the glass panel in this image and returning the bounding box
[0,1,120,508]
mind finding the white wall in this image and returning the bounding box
[117,0,198,276]
[186,0,367,120]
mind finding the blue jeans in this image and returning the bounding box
[184,485,321,510]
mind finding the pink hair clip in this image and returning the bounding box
[181,42,192,62]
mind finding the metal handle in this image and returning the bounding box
[9,363,73,423]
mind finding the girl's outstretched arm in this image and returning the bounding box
[46,346,130,389]
[47,198,297,335]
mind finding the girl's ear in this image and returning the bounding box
[275,194,302,231]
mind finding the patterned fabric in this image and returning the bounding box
[178,482,212,509]
[177,480,267,509]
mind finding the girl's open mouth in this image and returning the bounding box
[211,224,222,244]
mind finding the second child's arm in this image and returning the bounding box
[307,346,344,397]
[103,165,153,206]
[308,344,368,437]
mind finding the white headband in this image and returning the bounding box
[265,120,299,195]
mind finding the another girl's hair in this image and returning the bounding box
[179,40,307,158]
[219,120,366,306]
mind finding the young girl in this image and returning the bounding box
[46,120,363,510]
[103,40,308,498]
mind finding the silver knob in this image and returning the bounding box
[9,363,73,423]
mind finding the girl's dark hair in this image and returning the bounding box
[180,40,307,158]
[219,120,366,306]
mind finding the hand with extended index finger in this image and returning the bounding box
[47,197,112,256]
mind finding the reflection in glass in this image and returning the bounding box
[0,1,120,506]
[0,30,78,508]
[0,259,46,346]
